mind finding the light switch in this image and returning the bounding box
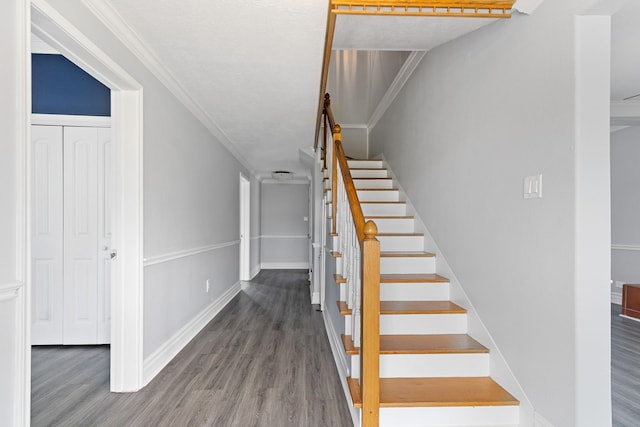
[303,216,308,221]
[523,174,542,199]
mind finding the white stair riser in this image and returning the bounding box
[350,353,490,378]
[345,313,467,335]
[381,314,467,335]
[378,235,424,251]
[368,217,414,233]
[350,169,388,179]
[378,406,520,427]
[357,190,400,202]
[381,283,450,301]
[348,160,384,169]
[380,257,436,274]
[354,179,394,189]
[361,203,406,216]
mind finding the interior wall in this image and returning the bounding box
[43,0,250,362]
[611,126,640,299]
[260,181,310,269]
[369,2,609,426]
[340,127,368,159]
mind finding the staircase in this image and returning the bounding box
[328,159,519,427]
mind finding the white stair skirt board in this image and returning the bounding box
[367,217,415,233]
[349,169,389,179]
[377,235,425,252]
[378,406,520,427]
[380,282,450,301]
[347,160,385,169]
[357,189,400,202]
[344,313,467,335]
[380,257,436,275]
[353,178,394,189]
[361,203,407,216]
[350,353,490,378]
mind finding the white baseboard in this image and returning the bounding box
[311,291,320,305]
[260,262,309,270]
[250,265,261,279]
[620,314,640,323]
[611,291,622,305]
[143,281,241,386]
[323,310,359,427]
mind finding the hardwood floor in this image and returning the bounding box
[612,303,640,427]
[31,270,353,427]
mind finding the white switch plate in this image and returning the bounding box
[524,174,542,199]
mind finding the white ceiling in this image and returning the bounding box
[49,0,635,174]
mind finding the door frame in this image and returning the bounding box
[24,0,144,411]
[239,174,251,281]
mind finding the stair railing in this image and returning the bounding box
[323,93,381,427]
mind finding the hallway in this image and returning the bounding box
[31,270,353,426]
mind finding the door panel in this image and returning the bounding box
[63,127,99,344]
[97,128,112,343]
[31,125,64,345]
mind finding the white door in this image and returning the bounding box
[31,125,111,345]
[239,175,251,281]
[31,125,64,344]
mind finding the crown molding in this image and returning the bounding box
[367,51,426,132]
[82,0,255,175]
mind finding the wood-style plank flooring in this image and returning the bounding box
[31,270,353,427]
[612,303,640,427]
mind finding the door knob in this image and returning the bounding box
[110,250,117,259]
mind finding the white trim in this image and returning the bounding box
[260,262,309,270]
[0,283,22,302]
[611,244,640,251]
[250,265,261,279]
[260,235,309,240]
[322,310,360,427]
[143,240,240,267]
[82,0,254,174]
[367,51,426,132]
[533,411,555,427]
[620,314,640,323]
[143,281,241,386]
[31,32,59,54]
[250,236,261,241]
[31,113,111,127]
[611,291,622,305]
[311,291,320,305]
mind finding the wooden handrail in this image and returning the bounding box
[324,93,380,426]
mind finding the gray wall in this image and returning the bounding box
[369,2,610,426]
[611,126,640,298]
[260,181,310,268]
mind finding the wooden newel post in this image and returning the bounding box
[331,124,341,235]
[361,220,380,427]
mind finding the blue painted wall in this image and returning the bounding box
[32,54,111,116]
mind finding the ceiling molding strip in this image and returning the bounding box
[82,0,255,174]
[331,0,515,18]
[367,51,426,132]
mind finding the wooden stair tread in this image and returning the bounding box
[337,300,465,315]
[380,273,448,283]
[381,300,465,314]
[348,377,519,408]
[333,273,346,283]
[331,251,342,258]
[380,251,435,258]
[341,334,488,355]
[337,300,350,315]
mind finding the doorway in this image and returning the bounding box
[28,1,143,405]
[239,174,251,281]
